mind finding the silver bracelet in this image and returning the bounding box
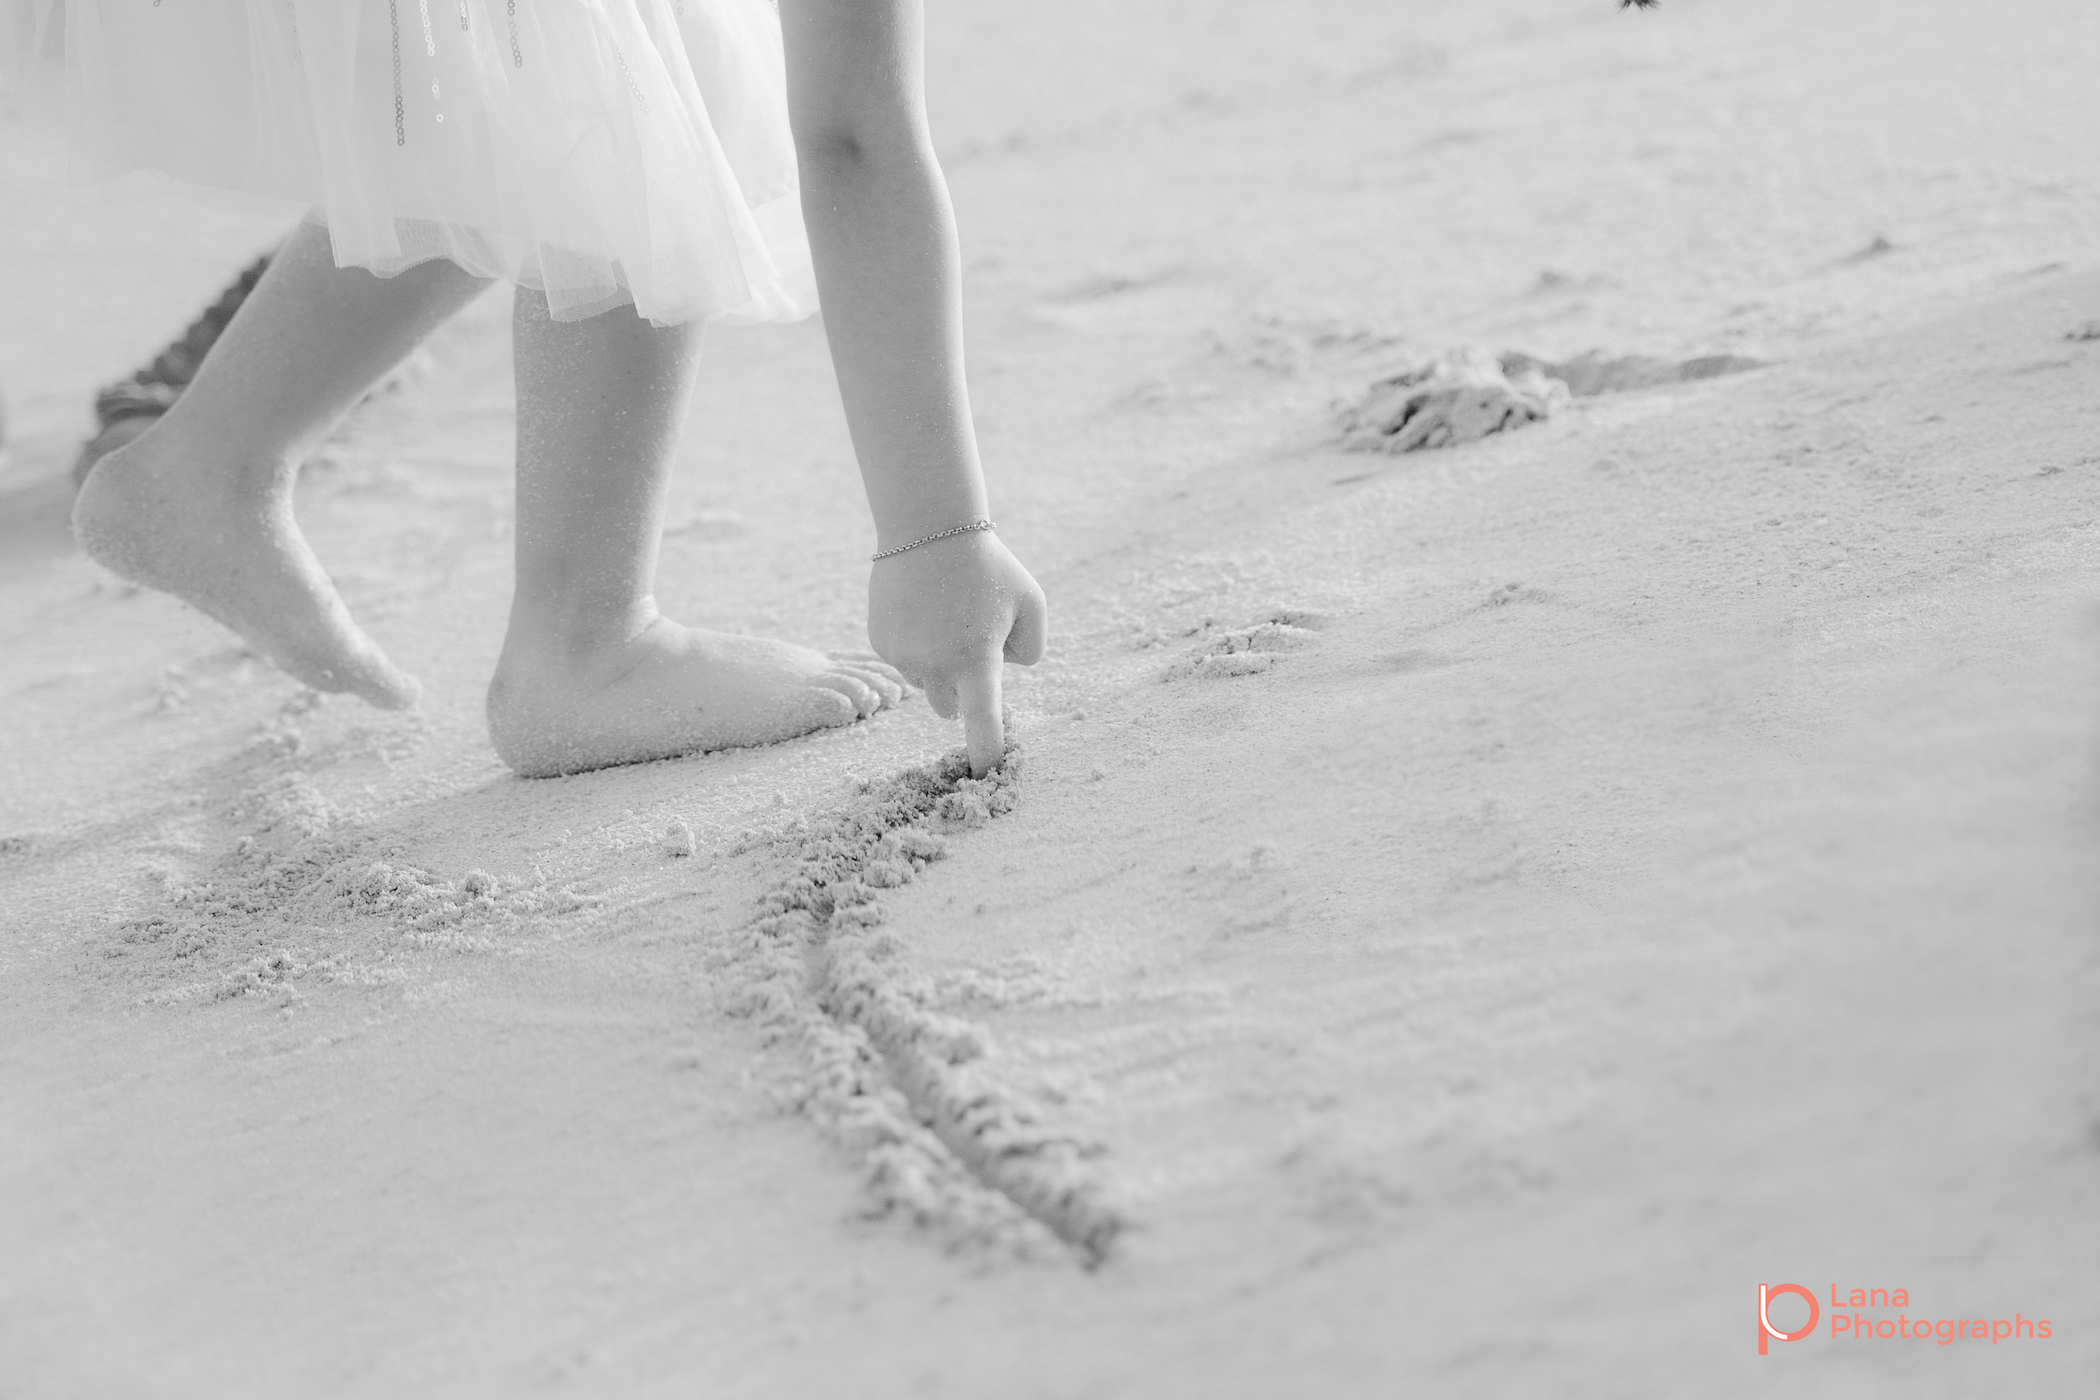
[870,519,996,561]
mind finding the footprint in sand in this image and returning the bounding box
[1338,346,1764,455]
[1498,349,1763,397]
[1162,608,1330,681]
[1338,348,1568,454]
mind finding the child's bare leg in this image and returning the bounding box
[486,289,903,778]
[72,221,490,706]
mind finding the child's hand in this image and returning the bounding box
[867,531,1047,777]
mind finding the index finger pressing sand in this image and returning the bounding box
[956,665,1006,777]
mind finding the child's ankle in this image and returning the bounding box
[105,419,293,498]
[499,593,659,669]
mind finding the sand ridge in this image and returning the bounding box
[711,743,1124,1265]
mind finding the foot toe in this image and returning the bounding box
[357,664,422,710]
[863,657,908,688]
[341,642,423,709]
[836,663,903,709]
[813,670,880,719]
[829,652,910,688]
[281,635,421,709]
[805,684,860,728]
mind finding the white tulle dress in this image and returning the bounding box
[4,0,816,325]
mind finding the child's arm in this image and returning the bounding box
[781,0,1047,778]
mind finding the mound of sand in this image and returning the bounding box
[1339,345,1569,452]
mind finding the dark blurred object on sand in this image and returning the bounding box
[73,253,273,486]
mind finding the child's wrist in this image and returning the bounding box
[870,490,993,555]
[871,518,997,562]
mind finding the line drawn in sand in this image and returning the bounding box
[88,685,1122,1263]
[715,746,1125,1266]
[68,674,1118,1260]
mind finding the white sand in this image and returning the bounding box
[4,1,2098,1394]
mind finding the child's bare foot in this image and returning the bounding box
[486,615,907,778]
[72,440,421,708]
